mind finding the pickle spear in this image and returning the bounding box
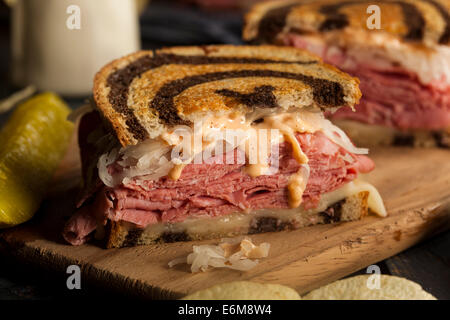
[0,93,74,228]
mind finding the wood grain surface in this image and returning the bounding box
[0,144,449,299]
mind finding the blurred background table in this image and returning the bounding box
[0,0,449,300]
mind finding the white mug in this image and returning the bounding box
[11,0,141,96]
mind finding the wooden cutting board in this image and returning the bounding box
[1,139,449,299]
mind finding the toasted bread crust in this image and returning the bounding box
[243,0,301,42]
[93,45,361,147]
[105,191,369,248]
[243,0,450,46]
[94,51,153,147]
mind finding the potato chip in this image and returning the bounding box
[182,281,301,300]
[303,275,436,300]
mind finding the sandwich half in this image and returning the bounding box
[63,45,386,248]
[244,0,450,147]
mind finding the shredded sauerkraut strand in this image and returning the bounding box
[168,237,270,272]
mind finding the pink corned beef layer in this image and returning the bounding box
[283,34,450,130]
[63,113,374,245]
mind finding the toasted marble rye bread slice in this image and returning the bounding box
[105,191,369,248]
[243,0,450,45]
[93,44,361,147]
[243,1,450,149]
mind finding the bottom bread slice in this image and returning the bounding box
[105,191,369,248]
[333,120,450,148]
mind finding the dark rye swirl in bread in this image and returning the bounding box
[63,45,386,248]
[244,0,450,148]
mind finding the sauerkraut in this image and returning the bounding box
[168,237,271,272]
[97,110,368,188]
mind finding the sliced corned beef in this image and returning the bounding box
[283,33,450,130]
[63,120,374,245]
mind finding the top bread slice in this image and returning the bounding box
[93,45,361,147]
[243,0,450,46]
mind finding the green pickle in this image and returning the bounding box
[0,93,74,228]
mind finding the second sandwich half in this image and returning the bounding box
[63,45,386,248]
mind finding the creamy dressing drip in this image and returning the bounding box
[168,164,186,180]
[159,109,333,208]
[99,109,369,209]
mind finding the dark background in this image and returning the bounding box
[0,1,449,300]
